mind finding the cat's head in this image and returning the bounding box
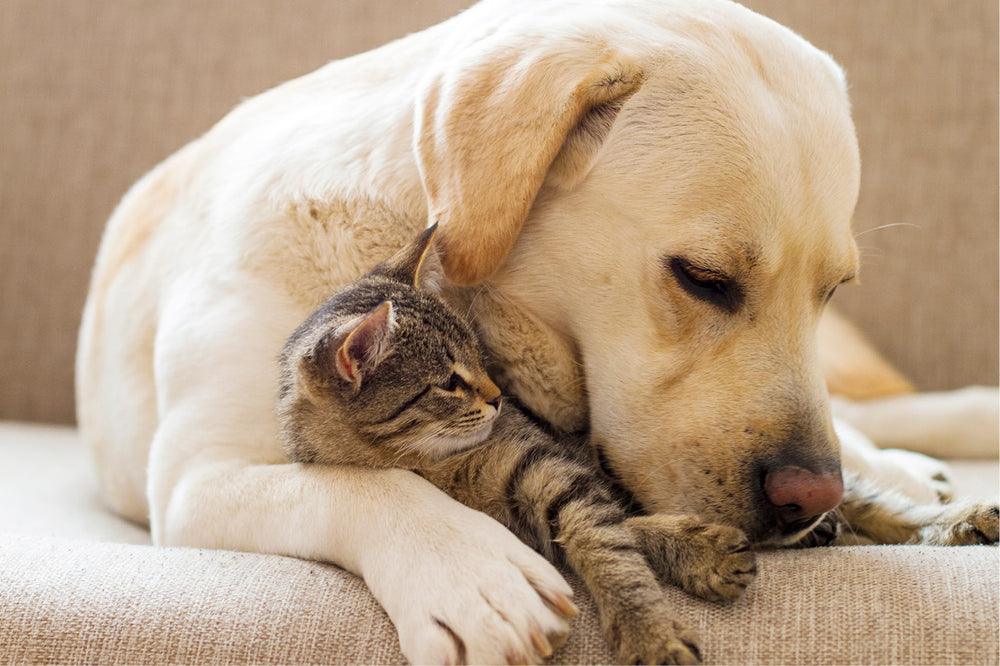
[286,225,503,467]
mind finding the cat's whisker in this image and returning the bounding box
[624,456,677,496]
[464,284,490,321]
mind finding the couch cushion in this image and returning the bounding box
[0,422,150,544]
[1,421,997,664]
[0,533,996,665]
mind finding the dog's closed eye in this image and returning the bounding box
[823,274,857,304]
[666,256,744,313]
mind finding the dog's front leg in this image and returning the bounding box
[834,417,998,545]
[832,471,999,546]
[154,456,575,664]
[139,277,576,664]
[831,387,999,459]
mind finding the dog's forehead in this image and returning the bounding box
[589,39,861,269]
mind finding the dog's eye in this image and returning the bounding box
[824,275,856,304]
[667,257,743,312]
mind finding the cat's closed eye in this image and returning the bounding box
[444,372,471,393]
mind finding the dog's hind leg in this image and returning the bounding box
[832,471,998,546]
[820,309,998,459]
[832,387,999,459]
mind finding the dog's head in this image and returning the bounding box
[416,1,859,544]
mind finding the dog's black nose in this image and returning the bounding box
[763,465,844,523]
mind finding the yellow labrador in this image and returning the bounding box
[76,0,998,663]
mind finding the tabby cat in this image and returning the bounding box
[278,226,756,665]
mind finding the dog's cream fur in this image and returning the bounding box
[77,0,998,663]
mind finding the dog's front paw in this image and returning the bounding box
[627,514,756,602]
[604,599,701,665]
[920,502,999,545]
[878,448,955,503]
[373,505,576,664]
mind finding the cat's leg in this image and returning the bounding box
[831,472,999,546]
[785,511,841,548]
[148,278,576,665]
[625,515,757,602]
[437,413,703,664]
[557,506,702,665]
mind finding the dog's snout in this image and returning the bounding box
[763,465,844,522]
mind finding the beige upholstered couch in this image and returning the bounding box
[1,2,997,664]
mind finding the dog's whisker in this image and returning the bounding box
[854,222,920,238]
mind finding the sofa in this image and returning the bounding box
[1,1,997,664]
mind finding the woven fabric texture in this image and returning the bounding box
[1,534,996,666]
[1,424,998,665]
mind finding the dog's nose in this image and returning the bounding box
[763,465,844,522]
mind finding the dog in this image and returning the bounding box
[76,0,998,663]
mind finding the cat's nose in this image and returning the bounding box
[480,377,502,410]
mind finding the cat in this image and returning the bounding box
[277,224,502,470]
[278,225,757,665]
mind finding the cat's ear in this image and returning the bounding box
[413,227,445,293]
[372,224,444,293]
[330,301,395,384]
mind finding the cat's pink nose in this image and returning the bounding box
[764,466,844,521]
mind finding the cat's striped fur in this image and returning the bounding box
[278,226,504,471]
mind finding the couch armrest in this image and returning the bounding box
[1,533,996,665]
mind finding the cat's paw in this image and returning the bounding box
[919,502,999,545]
[670,523,756,602]
[374,504,576,664]
[627,514,756,602]
[605,599,701,665]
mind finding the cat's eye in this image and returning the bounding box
[666,256,743,313]
[445,372,470,393]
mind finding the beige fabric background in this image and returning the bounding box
[1,1,997,424]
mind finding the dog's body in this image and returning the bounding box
[77,0,998,663]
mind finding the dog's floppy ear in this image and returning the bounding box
[415,29,644,285]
